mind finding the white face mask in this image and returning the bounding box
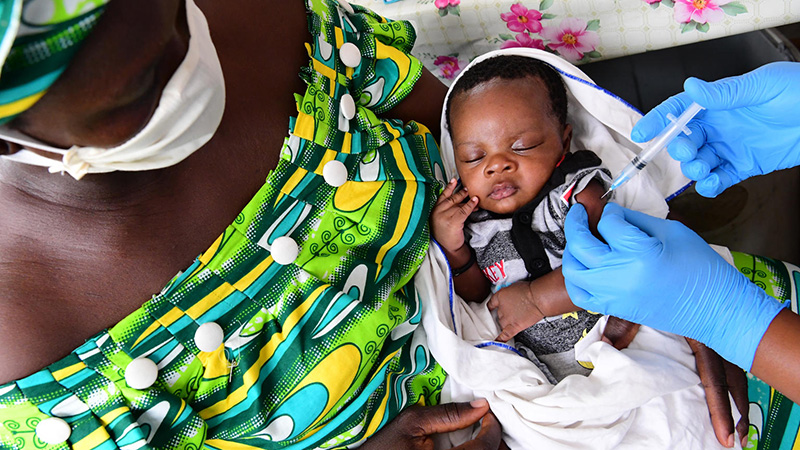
[0,0,225,180]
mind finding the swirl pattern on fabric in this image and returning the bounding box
[0,1,446,448]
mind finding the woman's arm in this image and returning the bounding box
[751,309,800,404]
[389,68,448,139]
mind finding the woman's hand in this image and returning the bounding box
[631,62,800,198]
[563,202,783,370]
[361,400,504,450]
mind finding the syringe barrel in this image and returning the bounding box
[607,102,703,194]
[638,102,704,163]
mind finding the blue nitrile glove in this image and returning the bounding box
[631,62,800,198]
[562,202,785,370]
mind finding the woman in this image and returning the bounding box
[0,0,499,448]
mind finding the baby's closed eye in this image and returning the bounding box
[457,148,486,163]
[512,139,544,152]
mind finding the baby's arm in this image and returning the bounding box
[573,178,606,236]
[431,179,491,303]
[491,179,635,343]
[489,266,577,342]
[451,249,491,303]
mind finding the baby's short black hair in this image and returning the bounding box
[446,55,568,131]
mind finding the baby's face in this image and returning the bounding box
[450,77,571,215]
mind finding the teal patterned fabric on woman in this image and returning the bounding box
[0,0,109,124]
[0,1,447,449]
[731,252,800,450]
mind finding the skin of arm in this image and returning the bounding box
[751,309,800,404]
[389,68,447,140]
[430,178,492,302]
[488,178,607,341]
[450,243,493,303]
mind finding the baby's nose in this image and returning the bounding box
[486,155,515,175]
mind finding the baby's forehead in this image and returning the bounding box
[450,77,557,126]
[456,75,546,97]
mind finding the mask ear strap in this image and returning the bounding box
[555,153,566,167]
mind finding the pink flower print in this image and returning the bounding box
[434,55,463,79]
[541,18,600,61]
[501,4,543,34]
[674,0,731,23]
[501,33,545,50]
[435,0,460,9]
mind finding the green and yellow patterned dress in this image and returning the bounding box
[0,1,447,448]
[732,253,800,450]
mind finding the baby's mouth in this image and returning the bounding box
[489,183,517,200]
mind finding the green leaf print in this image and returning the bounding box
[720,2,748,16]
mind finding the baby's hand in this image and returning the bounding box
[431,178,479,254]
[488,281,544,342]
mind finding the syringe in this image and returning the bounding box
[601,101,705,199]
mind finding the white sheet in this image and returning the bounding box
[420,48,738,449]
[418,243,739,449]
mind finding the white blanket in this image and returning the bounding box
[418,242,738,449]
[418,48,738,449]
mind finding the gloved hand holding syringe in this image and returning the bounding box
[601,101,705,199]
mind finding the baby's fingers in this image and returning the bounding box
[496,315,527,342]
[496,325,516,343]
[490,299,514,342]
[439,178,458,199]
[436,189,472,215]
[449,188,472,207]
[454,196,479,219]
[487,294,499,311]
[437,178,467,204]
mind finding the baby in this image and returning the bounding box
[431,55,635,383]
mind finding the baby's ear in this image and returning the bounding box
[561,123,573,153]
